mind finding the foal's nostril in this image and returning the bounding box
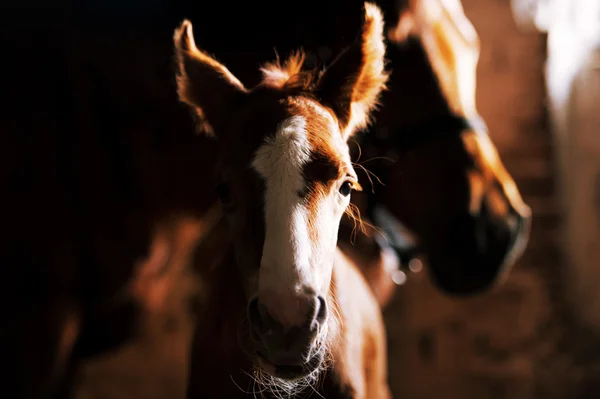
[315,295,327,324]
[248,293,328,335]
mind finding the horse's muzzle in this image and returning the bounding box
[428,204,531,295]
[247,296,327,380]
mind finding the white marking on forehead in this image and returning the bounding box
[251,116,311,188]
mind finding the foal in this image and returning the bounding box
[174,3,390,397]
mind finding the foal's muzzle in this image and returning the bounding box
[247,295,327,380]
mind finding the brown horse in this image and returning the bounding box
[174,3,390,398]
[336,0,532,304]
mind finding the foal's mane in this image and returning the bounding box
[260,50,320,94]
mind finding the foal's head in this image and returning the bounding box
[174,3,387,381]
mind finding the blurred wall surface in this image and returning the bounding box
[516,0,600,332]
[514,0,600,395]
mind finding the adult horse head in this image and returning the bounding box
[349,0,532,296]
[174,2,388,381]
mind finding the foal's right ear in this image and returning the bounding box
[315,3,388,141]
[174,20,247,136]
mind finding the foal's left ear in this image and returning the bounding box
[316,2,389,141]
[174,20,247,136]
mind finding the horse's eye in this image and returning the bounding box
[339,181,353,197]
[216,182,232,204]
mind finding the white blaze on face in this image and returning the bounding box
[251,113,354,326]
[251,117,315,312]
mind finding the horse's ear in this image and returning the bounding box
[174,20,247,136]
[316,2,389,141]
[388,10,418,44]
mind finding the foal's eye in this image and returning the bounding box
[339,181,353,197]
[216,182,232,204]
